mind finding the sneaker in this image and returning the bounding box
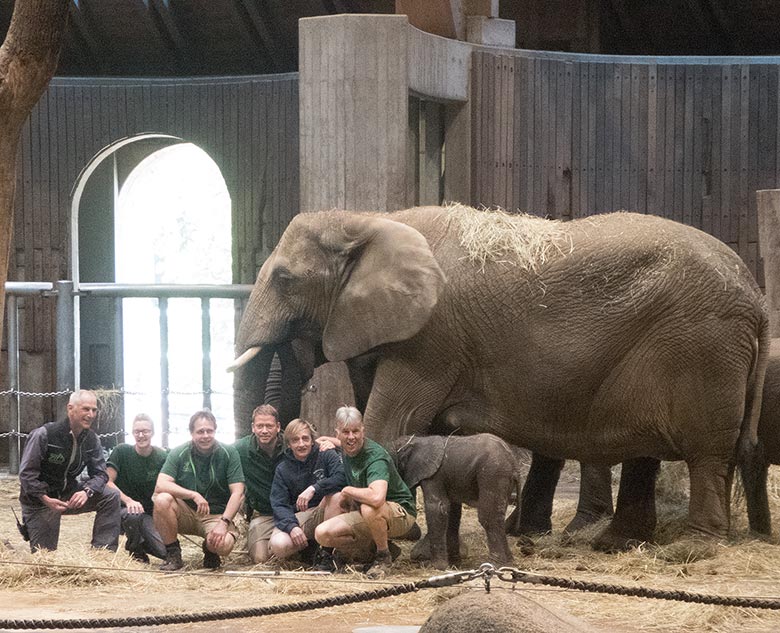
[202,542,221,569]
[312,546,336,572]
[365,550,393,580]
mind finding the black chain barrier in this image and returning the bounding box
[2,563,780,629]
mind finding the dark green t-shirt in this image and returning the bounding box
[160,441,244,515]
[343,438,416,517]
[107,443,168,515]
[233,433,283,516]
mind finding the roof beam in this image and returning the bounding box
[68,1,108,73]
[146,0,198,72]
[232,0,283,72]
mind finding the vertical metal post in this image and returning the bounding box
[201,298,212,411]
[114,297,125,442]
[7,295,19,474]
[159,297,169,448]
[56,281,75,417]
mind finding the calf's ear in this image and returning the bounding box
[397,436,446,489]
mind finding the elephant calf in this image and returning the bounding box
[393,433,521,569]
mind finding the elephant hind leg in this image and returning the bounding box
[740,440,772,537]
[477,501,513,566]
[592,457,659,553]
[686,458,732,539]
[564,463,614,534]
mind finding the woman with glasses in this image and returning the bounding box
[106,413,168,562]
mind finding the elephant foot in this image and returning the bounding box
[592,525,652,553]
[516,521,552,538]
[563,509,613,534]
[514,534,536,556]
[410,536,431,562]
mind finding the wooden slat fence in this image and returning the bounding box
[472,51,780,286]
[9,74,299,363]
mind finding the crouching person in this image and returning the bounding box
[314,407,417,579]
[153,410,245,571]
[268,419,345,569]
[19,389,121,552]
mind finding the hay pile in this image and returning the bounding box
[2,467,780,632]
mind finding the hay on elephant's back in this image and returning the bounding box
[446,204,572,272]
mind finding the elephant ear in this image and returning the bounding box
[396,436,447,489]
[322,215,446,362]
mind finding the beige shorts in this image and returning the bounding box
[270,503,328,542]
[336,502,416,562]
[247,514,276,551]
[174,498,239,540]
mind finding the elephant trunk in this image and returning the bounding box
[233,345,275,437]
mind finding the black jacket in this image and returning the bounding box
[19,418,108,506]
[270,444,345,533]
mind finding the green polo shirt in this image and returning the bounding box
[233,433,283,516]
[343,438,416,517]
[160,441,244,515]
[107,443,168,515]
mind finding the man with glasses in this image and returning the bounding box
[153,410,245,571]
[106,413,168,563]
[18,389,121,552]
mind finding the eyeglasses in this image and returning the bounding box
[133,429,152,436]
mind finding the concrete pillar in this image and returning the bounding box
[757,189,780,337]
[299,14,412,212]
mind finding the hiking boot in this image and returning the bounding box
[365,549,393,580]
[130,550,150,564]
[202,542,221,569]
[312,546,337,572]
[159,546,184,572]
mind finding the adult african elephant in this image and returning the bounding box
[231,205,769,549]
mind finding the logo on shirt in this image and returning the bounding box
[313,468,325,482]
[47,452,66,465]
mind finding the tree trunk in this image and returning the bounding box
[0,0,69,344]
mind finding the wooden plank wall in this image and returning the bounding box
[471,51,780,286]
[9,74,299,367]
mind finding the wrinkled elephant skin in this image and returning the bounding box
[233,205,769,547]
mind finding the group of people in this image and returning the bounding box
[17,389,417,579]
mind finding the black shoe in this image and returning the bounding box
[159,551,184,571]
[365,550,393,580]
[299,541,319,566]
[312,546,336,572]
[130,550,150,564]
[388,541,402,562]
[202,542,221,569]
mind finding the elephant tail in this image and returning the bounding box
[738,313,770,454]
[736,313,772,535]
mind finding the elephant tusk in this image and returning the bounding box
[227,346,262,372]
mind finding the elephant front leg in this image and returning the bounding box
[421,482,450,570]
[593,457,659,552]
[564,463,614,534]
[518,453,563,535]
[686,458,732,539]
[445,502,462,566]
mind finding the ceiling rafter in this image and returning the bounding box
[146,0,198,73]
[232,0,282,73]
[68,1,109,74]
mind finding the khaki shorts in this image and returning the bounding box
[337,502,416,562]
[270,503,328,542]
[247,514,275,552]
[174,498,239,540]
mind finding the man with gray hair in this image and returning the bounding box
[314,406,417,578]
[18,389,121,552]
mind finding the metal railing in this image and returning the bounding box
[4,280,253,473]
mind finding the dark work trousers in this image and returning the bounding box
[21,486,121,553]
[121,508,167,559]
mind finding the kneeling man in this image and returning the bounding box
[154,410,244,570]
[315,406,417,578]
